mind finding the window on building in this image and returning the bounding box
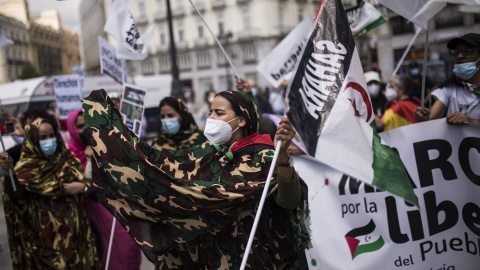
[242,7,251,33]
[474,13,480,23]
[138,2,146,17]
[156,0,165,14]
[390,16,414,35]
[160,32,166,45]
[435,6,463,29]
[218,21,225,36]
[299,8,304,22]
[198,25,204,39]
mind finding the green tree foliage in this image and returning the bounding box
[19,63,43,79]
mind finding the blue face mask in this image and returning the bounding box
[40,138,57,156]
[453,58,480,81]
[162,117,180,135]
[410,68,419,76]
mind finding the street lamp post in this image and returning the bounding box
[166,0,183,99]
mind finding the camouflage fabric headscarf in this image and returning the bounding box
[83,89,310,269]
[3,117,100,269]
[152,96,206,151]
[15,118,86,192]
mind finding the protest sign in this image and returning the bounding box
[53,74,83,120]
[99,36,126,84]
[119,83,147,137]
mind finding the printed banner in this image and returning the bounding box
[119,83,147,137]
[297,119,480,269]
[53,74,83,119]
[256,16,314,88]
[99,36,126,84]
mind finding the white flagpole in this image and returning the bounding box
[421,20,430,109]
[105,62,126,270]
[105,216,117,270]
[240,140,283,270]
[391,26,422,77]
[188,0,240,78]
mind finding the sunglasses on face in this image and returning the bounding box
[449,48,480,57]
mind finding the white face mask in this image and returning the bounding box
[208,96,215,104]
[367,84,380,98]
[385,87,397,102]
[204,117,239,145]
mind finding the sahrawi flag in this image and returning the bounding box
[104,0,154,60]
[286,0,418,205]
[345,1,387,36]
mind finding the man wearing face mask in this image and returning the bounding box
[415,33,480,125]
[365,71,388,118]
[409,62,434,105]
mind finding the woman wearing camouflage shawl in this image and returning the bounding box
[0,118,100,269]
[152,96,206,151]
[83,89,311,269]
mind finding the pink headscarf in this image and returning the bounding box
[67,109,87,171]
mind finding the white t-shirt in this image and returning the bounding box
[432,85,480,119]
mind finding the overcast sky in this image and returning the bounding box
[28,0,82,32]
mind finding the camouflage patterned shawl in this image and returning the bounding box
[152,96,206,151]
[15,118,87,193]
[83,89,310,269]
[3,117,100,269]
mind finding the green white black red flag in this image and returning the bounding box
[286,0,418,205]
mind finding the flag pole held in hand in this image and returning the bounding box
[240,140,283,270]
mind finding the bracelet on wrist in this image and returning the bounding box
[276,156,293,167]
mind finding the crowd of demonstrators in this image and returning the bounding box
[365,71,388,119]
[152,96,206,151]
[409,61,435,106]
[415,33,480,125]
[82,89,310,269]
[66,109,142,270]
[375,74,420,132]
[0,115,100,269]
[0,30,479,270]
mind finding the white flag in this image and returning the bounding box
[256,17,314,88]
[0,26,13,50]
[104,0,154,60]
[377,0,479,29]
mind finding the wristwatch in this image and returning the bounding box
[276,156,294,167]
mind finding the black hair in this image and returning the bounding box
[21,108,55,127]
